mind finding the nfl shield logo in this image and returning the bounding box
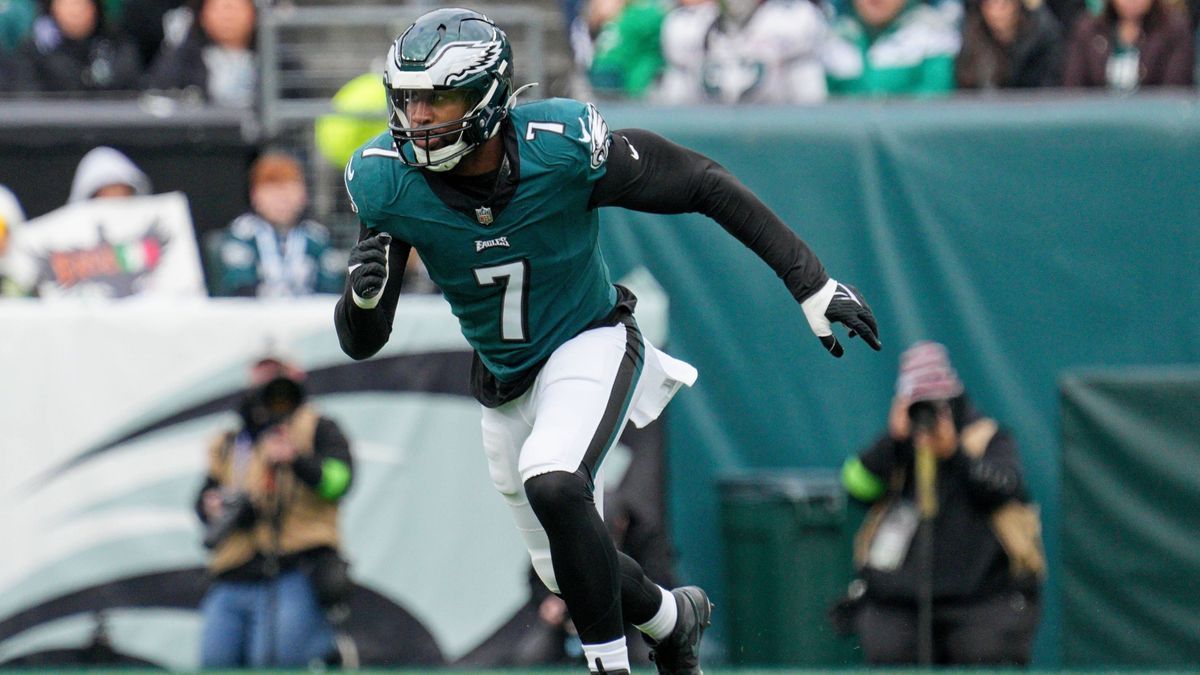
[475,207,494,225]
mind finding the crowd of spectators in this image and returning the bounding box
[0,0,257,103]
[1,0,1194,102]
[580,0,1197,100]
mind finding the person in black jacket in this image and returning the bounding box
[143,0,256,107]
[955,0,1065,89]
[9,0,141,94]
[841,341,1042,665]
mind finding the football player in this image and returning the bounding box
[334,8,882,674]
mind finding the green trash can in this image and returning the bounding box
[718,469,858,666]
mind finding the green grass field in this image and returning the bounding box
[7,662,1190,667]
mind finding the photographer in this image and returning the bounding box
[839,341,1043,665]
[194,356,353,668]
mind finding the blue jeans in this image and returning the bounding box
[199,568,335,668]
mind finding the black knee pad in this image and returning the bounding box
[524,469,593,526]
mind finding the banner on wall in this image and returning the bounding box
[0,275,672,670]
[5,192,206,299]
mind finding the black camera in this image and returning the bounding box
[203,491,257,549]
[907,399,949,434]
[238,376,305,441]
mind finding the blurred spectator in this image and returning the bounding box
[143,0,256,107]
[205,152,345,298]
[1062,0,1193,88]
[195,355,353,668]
[840,341,1043,665]
[120,0,187,67]
[0,0,35,53]
[69,145,152,202]
[827,0,967,27]
[955,0,1065,88]
[0,184,27,296]
[657,0,829,103]
[824,0,961,96]
[0,0,32,92]
[587,0,668,99]
[1043,0,1087,33]
[8,0,142,94]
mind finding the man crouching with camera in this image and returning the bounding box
[195,356,353,668]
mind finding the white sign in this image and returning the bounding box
[7,192,206,299]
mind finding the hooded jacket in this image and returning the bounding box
[68,146,152,203]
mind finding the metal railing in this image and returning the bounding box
[254,3,557,245]
[257,3,552,138]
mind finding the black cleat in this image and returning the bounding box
[646,586,712,675]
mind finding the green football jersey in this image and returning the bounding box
[345,97,617,382]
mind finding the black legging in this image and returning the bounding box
[524,469,664,644]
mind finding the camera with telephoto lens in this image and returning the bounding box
[907,399,950,435]
[203,491,257,549]
[239,376,305,442]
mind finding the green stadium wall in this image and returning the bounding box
[595,96,1200,668]
[1061,368,1200,667]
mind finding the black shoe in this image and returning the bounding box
[646,586,712,675]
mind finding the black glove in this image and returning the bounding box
[347,232,391,309]
[801,278,882,358]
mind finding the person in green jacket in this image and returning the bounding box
[588,0,669,98]
[824,0,961,96]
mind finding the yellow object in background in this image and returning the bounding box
[314,73,389,169]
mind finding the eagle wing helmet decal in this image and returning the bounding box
[429,40,505,86]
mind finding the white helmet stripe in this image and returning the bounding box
[387,69,435,89]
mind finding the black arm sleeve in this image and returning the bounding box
[590,128,829,302]
[859,432,908,483]
[290,417,354,494]
[334,223,412,360]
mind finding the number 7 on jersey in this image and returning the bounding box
[473,259,530,342]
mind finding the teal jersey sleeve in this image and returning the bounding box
[509,98,612,187]
[343,132,408,236]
